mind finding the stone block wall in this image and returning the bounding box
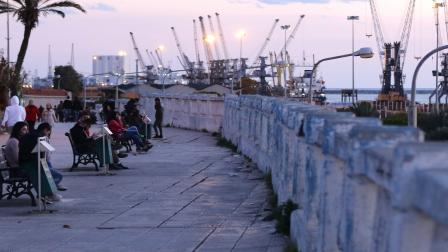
[140,94,224,133]
[222,95,448,252]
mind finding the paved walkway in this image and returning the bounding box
[0,123,286,252]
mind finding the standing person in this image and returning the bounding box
[25,100,39,130]
[63,96,73,122]
[2,96,26,134]
[72,97,83,121]
[56,101,64,122]
[38,105,44,122]
[153,97,164,138]
[41,103,58,127]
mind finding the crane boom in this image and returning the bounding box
[369,0,386,70]
[129,32,147,71]
[398,0,416,70]
[215,13,229,59]
[198,16,214,63]
[171,27,191,71]
[149,51,159,67]
[145,49,156,66]
[193,19,201,64]
[207,15,221,60]
[155,49,165,68]
[280,15,305,53]
[252,18,279,67]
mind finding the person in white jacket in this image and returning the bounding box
[2,96,26,134]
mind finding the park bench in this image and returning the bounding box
[0,147,36,206]
[65,132,100,172]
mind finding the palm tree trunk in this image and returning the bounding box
[11,25,33,96]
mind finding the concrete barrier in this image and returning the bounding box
[139,93,448,251]
[222,95,448,252]
[140,94,224,133]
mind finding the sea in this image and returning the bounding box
[325,89,435,104]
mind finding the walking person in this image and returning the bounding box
[153,97,164,138]
[2,96,26,134]
[41,103,58,127]
[25,100,39,130]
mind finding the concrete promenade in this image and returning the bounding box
[0,123,286,252]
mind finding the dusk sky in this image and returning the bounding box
[0,0,442,89]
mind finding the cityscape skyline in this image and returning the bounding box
[0,0,443,89]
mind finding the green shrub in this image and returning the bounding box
[425,127,448,141]
[382,113,408,126]
[273,200,299,236]
[216,137,238,152]
[351,102,379,117]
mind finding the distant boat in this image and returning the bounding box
[289,69,326,103]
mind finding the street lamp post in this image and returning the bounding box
[281,25,291,98]
[6,0,10,65]
[408,45,448,127]
[347,16,359,103]
[309,47,374,104]
[55,75,62,89]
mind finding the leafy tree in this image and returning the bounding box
[0,58,24,109]
[0,0,86,95]
[54,65,83,96]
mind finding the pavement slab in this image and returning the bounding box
[0,123,287,252]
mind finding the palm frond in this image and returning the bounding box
[41,1,85,13]
[11,0,25,8]
[41,8,64,18]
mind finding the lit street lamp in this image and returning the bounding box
[309,47,374,103]
[408,44,448,127]
[235,30,246,59]
[236,30,247,95]
[347,16,359,103]
[281,25,291,98]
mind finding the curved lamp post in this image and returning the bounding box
[309,47,374,103]
[408,44,448,127]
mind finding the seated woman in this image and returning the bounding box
[18,123,63,202]
[4,121,29,178]
[108,112,151,152]
[71,115,128,170]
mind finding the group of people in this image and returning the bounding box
[56,96,83,123]
[3,108,66,203]
[0,95,165,204]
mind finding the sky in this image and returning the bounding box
[0,0,442,89]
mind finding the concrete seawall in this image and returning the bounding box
[140,93,448,251]
[223,95,448,252]
[140,94,224,133]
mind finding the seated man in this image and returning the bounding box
[19,123,63,202]
[108,112,151,152]
[70,115,128,170]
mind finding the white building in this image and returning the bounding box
[92,55,125,84]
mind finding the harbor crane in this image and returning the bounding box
[154,48,165,68]
[129,32,148,71]
[171,27,194,73]
[193,19,201,64]
[215,13,230,59]
[198,16,214,64]
[145,49,157,67]
[369,0,416,98]
[251,18,280,67]
[279,15,305,53]
[207,15,221,60]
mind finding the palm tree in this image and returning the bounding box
[0,0,86,95]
